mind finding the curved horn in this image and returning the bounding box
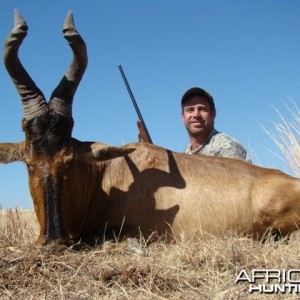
[49,11,88,118]
[3,10,47,120]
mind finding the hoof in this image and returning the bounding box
[37,238,73,254]
[40,243,68,254]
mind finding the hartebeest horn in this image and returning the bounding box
[3,10,47,120]
[49,11,88,118]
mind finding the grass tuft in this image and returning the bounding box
[262,101,300,177]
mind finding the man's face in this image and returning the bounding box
[181,96,216,138]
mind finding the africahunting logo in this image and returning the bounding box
[235,269,300,293]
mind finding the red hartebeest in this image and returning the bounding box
[1,11,300,252]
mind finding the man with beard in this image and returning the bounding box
[181,87,251,162]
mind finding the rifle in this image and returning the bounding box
[118,65,153,144]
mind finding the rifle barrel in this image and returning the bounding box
[118,65,153,143]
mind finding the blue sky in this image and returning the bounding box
[0,1,299,209]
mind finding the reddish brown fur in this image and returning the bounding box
[1,11,300,252]
[2,140,300,250]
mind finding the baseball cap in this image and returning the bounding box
[181,87,215,111]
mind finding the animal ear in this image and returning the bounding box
[0,142,25,163]
[91,144,136,161]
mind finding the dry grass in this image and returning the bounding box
[1,210,300,299]
[262,101,300,176]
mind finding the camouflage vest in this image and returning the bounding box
[184,129,252,163]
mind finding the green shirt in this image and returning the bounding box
[184,129,252,163]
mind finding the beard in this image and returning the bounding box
[186,123,214,139]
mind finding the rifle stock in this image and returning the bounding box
[118,65,153,144]
[137,120,151,143]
